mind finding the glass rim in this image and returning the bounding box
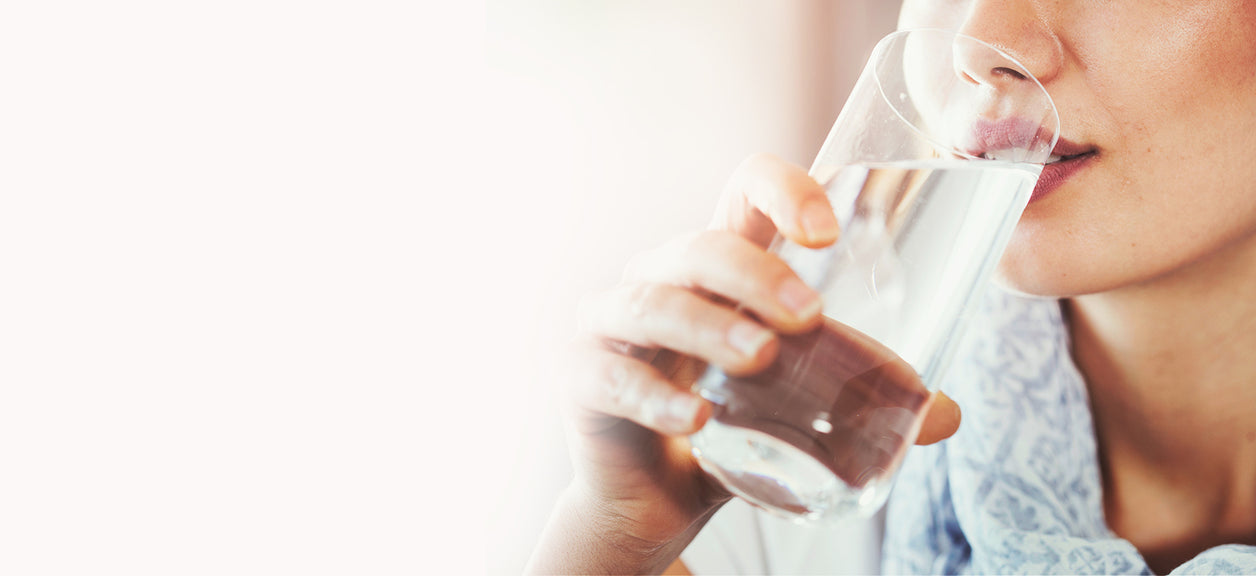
[872,28,1062,163]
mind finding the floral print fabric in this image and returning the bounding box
[883,289,1256,574]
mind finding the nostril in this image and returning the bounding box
[993,66,1028,81]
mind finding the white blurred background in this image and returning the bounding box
[0,1,473,574]
[483,1,903,573]
[0,1,903,574]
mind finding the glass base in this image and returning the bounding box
[690,419,892,523]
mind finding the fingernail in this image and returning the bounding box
[800,201,839,243]
[728,321,773,358]
[778,277,822,319]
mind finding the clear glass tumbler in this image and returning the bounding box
[688,29,1059,523]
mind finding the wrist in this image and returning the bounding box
[527,482,723,575]
[572,474,730,548]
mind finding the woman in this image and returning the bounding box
[528,0,1256,573]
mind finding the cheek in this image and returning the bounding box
[909,1,1256,296]
[993,3,1256,298]
[1097,3,1256,241]
[1078,2,1256,145]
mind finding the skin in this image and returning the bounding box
[531,1,1256,574]
[902,0,1256,573]
[897,0,1256,298]
[525,154,960,575]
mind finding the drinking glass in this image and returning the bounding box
[688,28,1059,523]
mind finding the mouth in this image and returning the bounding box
[1043,138,1096,165]
[1045,153,1089,163]
[960,120,1098,203]
[963,117,1053,164]
[1031,139,1097,203]
[972,138,1095,164]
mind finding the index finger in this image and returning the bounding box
[707,153,840,249]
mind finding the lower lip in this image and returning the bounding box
[1030,152,1095,204]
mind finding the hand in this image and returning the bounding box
[533,154,962,574]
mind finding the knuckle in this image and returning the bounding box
[679,230,742,281]
[677,230,718,269]
[705,323,742,363]
[705,238,775,302]
[755,256,790,283]
[673,229,710,256]
[740,151,780,176]
[626,282,669,322]
[621,245,656,284]
[766,260,798,294]
[723,153,773,202]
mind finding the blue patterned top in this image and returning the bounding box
[882,289,1256,575]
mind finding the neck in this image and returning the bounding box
[1066,234,1256,566]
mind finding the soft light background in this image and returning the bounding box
[0,1,906,573]
[1,1,474,574]
[484,1,903,573]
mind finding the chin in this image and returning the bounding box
[992,246,1161,300]
[991,273,1061,300]
[990,270,1073,300]
[991,249,1108,300]
[989,216,1133,300]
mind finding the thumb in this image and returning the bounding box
[915,390,961,445]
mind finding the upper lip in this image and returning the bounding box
[964,117,1060,163]
[961,118,1098,164]
[968,117,1042,154]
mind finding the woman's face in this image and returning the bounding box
[900,0,1256,297]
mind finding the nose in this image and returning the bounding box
[952,0,1063,86]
